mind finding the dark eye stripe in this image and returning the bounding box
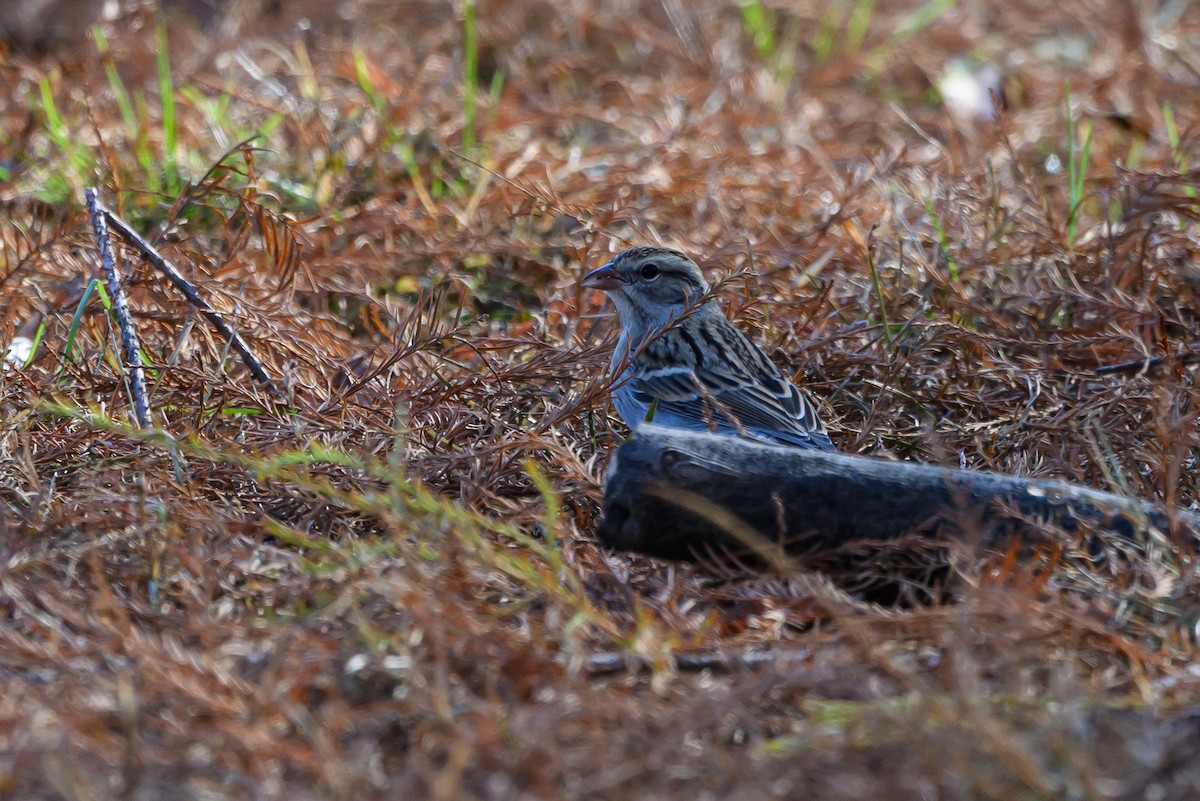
[616,247,703,287]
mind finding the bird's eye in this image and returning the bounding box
[639,263,660,281]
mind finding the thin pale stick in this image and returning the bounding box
[96,200,275,391]
[86,188,152,429]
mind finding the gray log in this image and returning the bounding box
[596,425,1198,565]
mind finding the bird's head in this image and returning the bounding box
[582,246,710,334]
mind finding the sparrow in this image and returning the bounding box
[582,246,834,451]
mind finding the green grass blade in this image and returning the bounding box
[353,47,386,113]
[846,0,876,52]
[923,197,959,282]
[94,26,139,137]
[1162,103,1196,199]
[1065,83,1092,246]
[57,278,101,377]
[740,1,776,61]
[156,19,178,194]
[890,0,956,45]
[866,242,892,350]
[462,0,478,153]
[25,320,47,367]
[1163,103,1180,153]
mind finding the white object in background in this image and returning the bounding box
[3,336,34,374]
[938,57,1003,123]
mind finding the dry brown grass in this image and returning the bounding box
[3,0,1200,797]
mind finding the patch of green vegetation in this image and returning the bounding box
[812,0,878,62]
[1064,82,1093,247]
[35,76,94,203]
[94,25,160,189]
[1163,103,1196,198]
[739,1,776,62]
[865,238,892,351]
[462,0,478,154]
[44,405,611,647]
[57,278,103,378]
[353,46,443,208]
[156,19,180,196]
[923,197,960,282]
[738,1,796,102]
[846,0,877,52]
[865,0,957,73]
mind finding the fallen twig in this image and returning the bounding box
[94,196,275,392]
[584,647,814,676]
[86,188,151,428]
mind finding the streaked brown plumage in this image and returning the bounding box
[582,246,833,450]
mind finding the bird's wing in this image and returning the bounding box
[627,359,833,450]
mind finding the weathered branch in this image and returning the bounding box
[596,425,1197,564]
[86,188,151,428]
[95,198,276,392]
[584,647,813,676]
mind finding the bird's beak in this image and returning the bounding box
[581,262,627,291]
